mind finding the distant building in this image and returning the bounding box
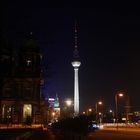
[48,98,55,108]
[132,111,140,122]
[47,94,60,121]
[0,35,48,124]
[134,111,140,116]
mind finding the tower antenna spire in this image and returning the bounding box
[75,20,78,49]
[73,20,79,59]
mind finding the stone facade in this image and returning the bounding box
[0,36,48,124]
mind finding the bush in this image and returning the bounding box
[51,115,95,134]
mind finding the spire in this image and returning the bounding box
[21,31,39,53]
[73,20,80,59]
[54,93,59,108]
[74,21,78,49]
[55,93,58,100]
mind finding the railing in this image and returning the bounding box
[103,123,140,128]
[0,123,43,129]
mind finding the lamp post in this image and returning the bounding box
[115,92,124,129]
[98,112,102,125]
[52,112,55,121]
[65,99,73,117]
[109,109,115,123]
[95,101,102,122]
[95,101,102,114]
[82,111,86,115]
[124,95,130,123]
[87,108,92,115]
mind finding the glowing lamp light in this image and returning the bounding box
[99,112,102,115]
[52,112,55,116]
[118,93,124,97]
[65,99,72,106]
[98,101,102,105]
[88,108,92,112]
[83,111,86,114]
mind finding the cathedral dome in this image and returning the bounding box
[21,32,40,53]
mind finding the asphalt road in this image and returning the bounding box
[1,128,140,140]
[87,129,140,140]
[34,128,140,140]
[49,128,140,140]
[26,129,50,140]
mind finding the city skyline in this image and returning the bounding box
[1,2,140,112]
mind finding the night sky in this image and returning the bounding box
[1,1,140,112]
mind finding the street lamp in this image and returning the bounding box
[95,101,103,123]
[115,92,124,129]
[64,99,73,117]
[95,101,102,114]
[125,95,130,123]
[52,112,56,121]
[87,108,92,115]
[109,109,115,123]
[109,109,113,113]
[88,108,92,112]
[65,99,72,107]
[82,111,86,115]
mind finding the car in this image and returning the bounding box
[88,121,99,131]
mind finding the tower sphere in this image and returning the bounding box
[72,61,81,68]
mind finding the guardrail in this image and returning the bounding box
[0,124,43,129]
[103,123,140,128]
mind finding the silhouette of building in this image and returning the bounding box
[0,34,48,124]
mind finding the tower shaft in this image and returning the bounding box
[74,67,79,115]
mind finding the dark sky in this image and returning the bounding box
[1,1,140,112]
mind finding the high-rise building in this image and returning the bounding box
[71,22,81,116]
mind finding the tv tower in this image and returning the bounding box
[71,22,81,116]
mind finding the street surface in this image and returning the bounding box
[88,129,140,140]
[1,127,140,140]
[27,128,140,140]
[36,127,140,140]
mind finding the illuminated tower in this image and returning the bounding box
[71,22,81,116]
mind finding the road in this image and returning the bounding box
[49,127,140,140]
[87,129,140,140]
[28,128,140,140]
[1,127,140,140]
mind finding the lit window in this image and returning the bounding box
[23,104,32,121]
[27,60,32,66]
[2,105,5,118]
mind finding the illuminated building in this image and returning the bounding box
[0,34,48,124]
[71,22,81,116]
[48,98,55,108]
[47,94,60,121]
[53,94,60,120]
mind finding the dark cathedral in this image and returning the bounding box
[0,34,48,124]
